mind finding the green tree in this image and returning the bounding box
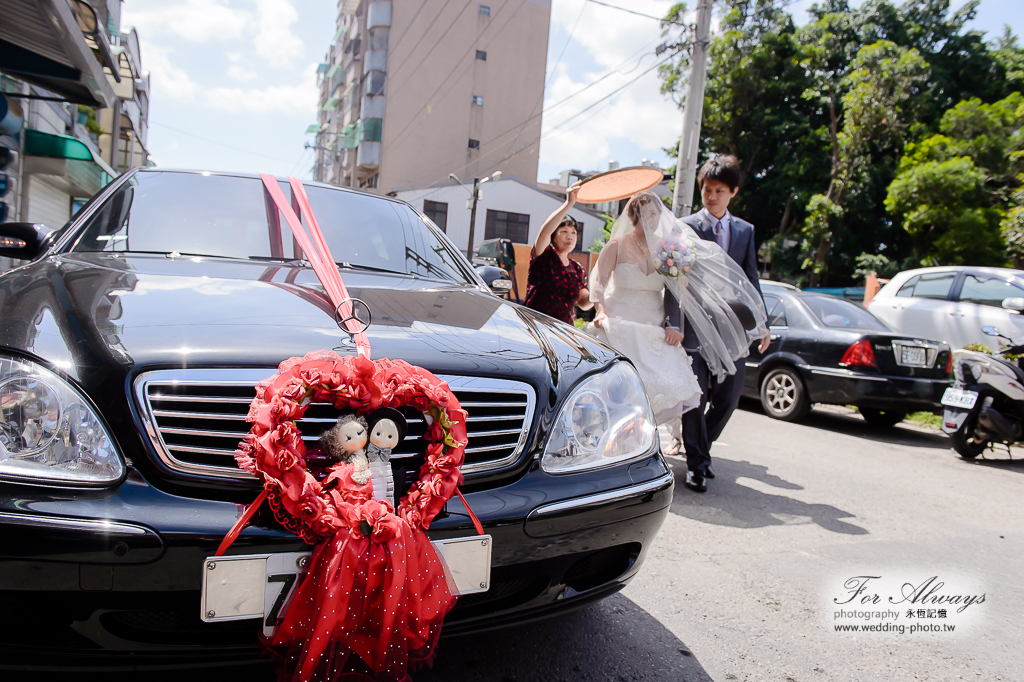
[658,0,1019,286]
[885,92,1024,265]
[660,0,830,284]
[993,26,1024,90]
[801,40,929,286]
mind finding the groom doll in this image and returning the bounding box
[665,154,769,493]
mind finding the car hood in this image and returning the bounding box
[0,253,615,394]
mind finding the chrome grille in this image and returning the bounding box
[134,369,535,479]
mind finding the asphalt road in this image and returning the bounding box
[420,402,1024,681]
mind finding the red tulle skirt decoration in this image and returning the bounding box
[266,512,456,681]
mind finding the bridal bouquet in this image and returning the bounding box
[653,236,696,278]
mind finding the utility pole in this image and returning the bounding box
[672,0,713,218]
[466,177,480,258]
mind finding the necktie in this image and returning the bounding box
[714,219,725,248]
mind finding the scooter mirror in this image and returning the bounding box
[982,326,1001,336]
[1001,297,1024,312]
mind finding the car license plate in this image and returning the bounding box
[900,346,927,366]
[941,388,978,409]
[201,536,491,636]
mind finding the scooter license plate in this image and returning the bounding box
[941,388,978,409]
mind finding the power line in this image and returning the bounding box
[418,53,675,185]
[386,0,431,54]
[404,45,669,185]
[381,0,529,154]
[507,1,589,163]
[500,36,661,164]
[386,0,470,92]
[151,122,302,165]
[586,0,686,25]
[546,1,587,88]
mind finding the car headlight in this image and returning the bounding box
[541,362,657,474]
[0,354,124,486]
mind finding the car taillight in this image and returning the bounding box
[945,352,953,375]
[840,339,877,368]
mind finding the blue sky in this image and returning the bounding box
[125,0,1023,184]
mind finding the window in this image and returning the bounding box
[802,295,888,331]
[485,209,530,243]
[69,172,472,283]
[364,70,385,96]
[468,139,480,149]
[360,118,383,142]
[479,4,491,15]
[958,274,1024,307]
[896,271,955,299]
[475,50,487,60]
[423,200,448,233]
[472,95,484,106]
[764,296,787,327]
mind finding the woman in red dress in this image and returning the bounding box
[522,182,593,325]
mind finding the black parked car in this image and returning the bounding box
[743,287,952,426]
[0,169,673,669]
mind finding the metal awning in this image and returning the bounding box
[23,128,117,195]
[0,0,116,107]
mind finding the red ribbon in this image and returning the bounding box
[260,174,371,359]
[215,489,268,557]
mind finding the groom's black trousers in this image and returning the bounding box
[682,352,746,474]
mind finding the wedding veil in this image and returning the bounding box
[589,191,768,380]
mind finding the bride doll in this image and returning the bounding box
[587,191,768,445]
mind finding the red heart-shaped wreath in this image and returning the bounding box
[234,350,468,542]
[231,350,470,681]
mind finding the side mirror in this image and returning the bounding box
[0,223,55,261]
[1002,297,1024,312]
[982,326,1000,337]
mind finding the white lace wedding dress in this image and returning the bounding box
[585,234,701,436]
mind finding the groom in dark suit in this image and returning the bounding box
[665,154,769,492]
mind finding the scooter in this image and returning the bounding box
[941,326,1024,458]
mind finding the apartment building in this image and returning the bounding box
[312,0,550,194]
[0,0,150,246]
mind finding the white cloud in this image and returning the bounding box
[539,0,683,172]
[204,61,319,114]
[123,0,304,65]
[142,43,199,102]
[226,64,257,81]
[122,0,252,43]
[254,0,304,64]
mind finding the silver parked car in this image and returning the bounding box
[866,266,1024,350]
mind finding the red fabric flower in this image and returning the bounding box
[424,421,445,444]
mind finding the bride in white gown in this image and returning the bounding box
[586,198,701,439]
[586,191,768,441]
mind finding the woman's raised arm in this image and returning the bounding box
[535,182,582,254]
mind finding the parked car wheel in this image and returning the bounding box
[760,366,810,421]
[949,420,988,459]
[859,407,907,428]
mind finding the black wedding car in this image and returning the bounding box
[0,169,673,669]
[744,286,952,426]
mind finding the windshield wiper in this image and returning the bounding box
[337,262,410,277]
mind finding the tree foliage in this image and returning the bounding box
[885,92,1023,265]
[658,0,1024,285]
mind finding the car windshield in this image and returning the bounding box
[67,171,472,284]
[802,295,889,331]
